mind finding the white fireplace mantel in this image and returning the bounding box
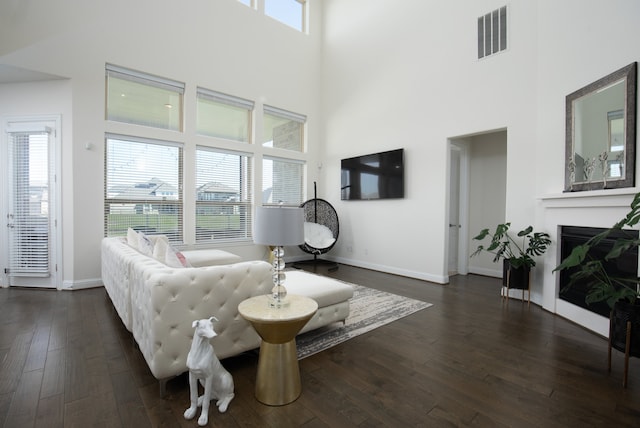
[539,187,640,337]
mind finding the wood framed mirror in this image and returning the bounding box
[565,62,637,192]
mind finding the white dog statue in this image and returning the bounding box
[184,317,234,426]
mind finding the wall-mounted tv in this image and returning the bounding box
[341,148,405,200]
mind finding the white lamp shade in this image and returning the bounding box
[254,206,304,246]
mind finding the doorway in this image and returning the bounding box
[448,130,507,280]
[447,141,469,277]
[1,116,61,288]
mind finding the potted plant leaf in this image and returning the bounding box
[554,192,640,387]
[471,223,552,291]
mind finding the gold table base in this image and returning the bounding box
[238,295,317,406]
[255,339,302,405]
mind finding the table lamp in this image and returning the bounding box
[254,206,305,308]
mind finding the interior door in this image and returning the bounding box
[3,119,58,288]
[448,147,461,275]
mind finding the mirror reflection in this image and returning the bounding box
[565,62,636,192]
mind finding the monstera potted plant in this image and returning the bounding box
[554,192,640,387]
[471,223,552,291]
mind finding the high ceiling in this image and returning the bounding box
[0,64,66,84]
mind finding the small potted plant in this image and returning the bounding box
[471,223,551,290]
[554,192,640,387]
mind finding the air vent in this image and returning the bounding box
[478,5,507,59]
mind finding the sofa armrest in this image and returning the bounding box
[101,237,151,331]
[130,260,273,380]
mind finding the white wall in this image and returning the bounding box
[536,0,640,196]
[0,0,322,287]
[320,0,539,282]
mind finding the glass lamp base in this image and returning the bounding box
[268,284,289,308]
[268,296,290,308]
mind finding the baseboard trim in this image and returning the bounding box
[62,278,103,291]
[467,266,502,278]
[316,256,448,284]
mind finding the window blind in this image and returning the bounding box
[196,147,253,243]
[262,156,304,206]
[106,64,185,131]
[263,105,307,123]
[196,88,253,142]
[197,88,254,110]
[262,106,306,151]
[7,131,50,277]
[106,63,185,93]
[104,134,183,242]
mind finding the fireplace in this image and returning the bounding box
[559,225,638,317]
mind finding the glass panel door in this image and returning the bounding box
[6,128,54,287]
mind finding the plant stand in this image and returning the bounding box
[608,301,640,387]
[502,260,531,306]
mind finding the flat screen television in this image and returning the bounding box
[341,148,404,200]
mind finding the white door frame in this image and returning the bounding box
[448,140,470,277]
[1,115,62,289]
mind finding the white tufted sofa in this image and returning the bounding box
[101,237,353,394]
[101,237,272,391]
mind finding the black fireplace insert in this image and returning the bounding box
[559,226,639,317]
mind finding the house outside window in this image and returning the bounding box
[196,147,253,243]
[104,135,183,242]
[262,105,305,152]
[262,156,304,206]
[262,105,306,206]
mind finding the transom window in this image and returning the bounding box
[106,64,184,131]
[262,105,305,152]
[237,0,306,33]
[265,0,305,32]
[197,88,253,143]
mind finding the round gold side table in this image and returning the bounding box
[238,294,317,406]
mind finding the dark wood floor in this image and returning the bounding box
[1,264,639,427]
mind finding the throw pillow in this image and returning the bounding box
[165,245,192,268]
[126,228,139,249]
[152,236,170,264]
[303,222,336,249]
[138,232,154,256]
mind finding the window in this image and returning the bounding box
[262,156,304,206]
[265,0,305,32]
[104,135,183,242]
[196,147,253,242]
[478,6,507,59]
[262,105,306,152]
[106,64,184,131]
[104,64,311,247]
[196,88,253,142]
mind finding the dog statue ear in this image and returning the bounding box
[192,320,199,328]
[210,316,219,323]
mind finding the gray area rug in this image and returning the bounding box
[296,283,433,359]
